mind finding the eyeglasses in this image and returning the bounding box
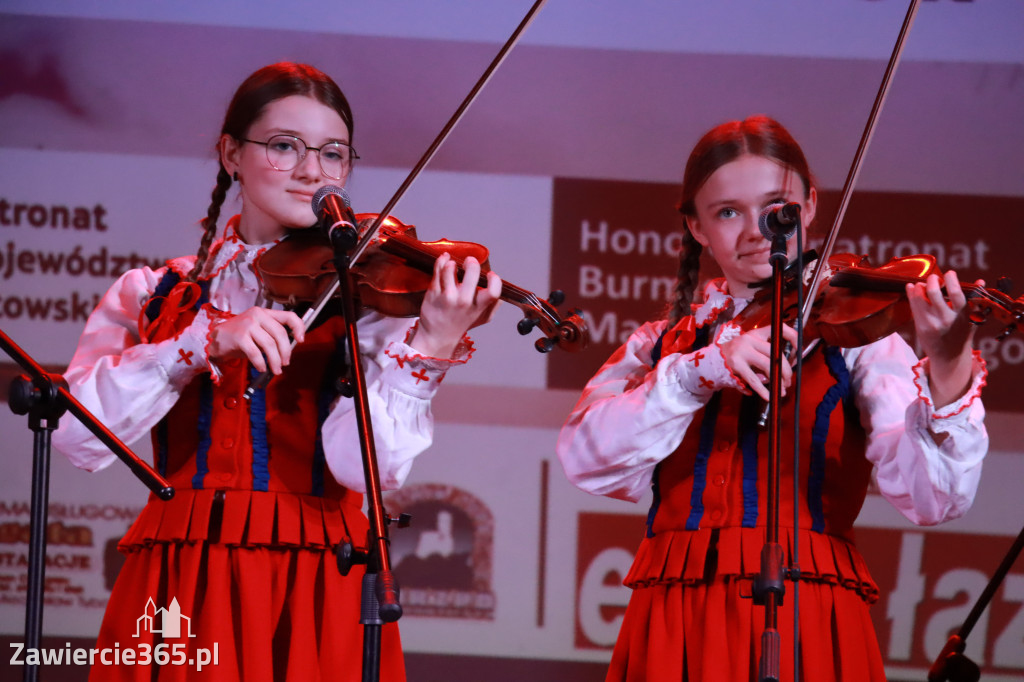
[241,134,359,181]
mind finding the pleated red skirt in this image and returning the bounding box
[87,542,405,681]
[606,576,885,682]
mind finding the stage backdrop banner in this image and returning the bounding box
[2,4,1023,682]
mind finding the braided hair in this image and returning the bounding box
[666,115,813,326]
[185,62,355,282]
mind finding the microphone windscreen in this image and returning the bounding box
[758,203,790,240]
[312,185,351,214]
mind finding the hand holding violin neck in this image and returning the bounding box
[907,270,978,409]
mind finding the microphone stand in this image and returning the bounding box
[927,522,1024,682]
[322,223,402,682]
[752,215,799,682]
[239,5,550,679]
[745,4,921,677]
[1,328,172,682]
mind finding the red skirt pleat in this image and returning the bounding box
[87,542,404,682]
[606,577,885,682]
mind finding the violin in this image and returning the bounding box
[732,252,1024,348]
[254,213,589,353]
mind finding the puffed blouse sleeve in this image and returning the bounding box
[556,320,743,503]
[848,334,988,526]
[320,315,475,492]
[52,267,218,472]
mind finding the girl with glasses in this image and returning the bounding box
[53,61,501,681]
[557,116,988,682]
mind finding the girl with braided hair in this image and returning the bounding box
[557,115,988,681]
[53,62,500,681]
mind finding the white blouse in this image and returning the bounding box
[557,281,989,526]
[53,222,473,492]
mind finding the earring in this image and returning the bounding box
[233,171,239,181]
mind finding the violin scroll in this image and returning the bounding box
[962,277,1024,340]
[516,290,589,354]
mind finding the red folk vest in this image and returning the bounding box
[119,272,366,552]
[626,322,879,603]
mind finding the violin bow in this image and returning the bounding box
[799,0,921,329]
[247,0,548,398]
[756,0,921,420]
[301,0,547,321]
[270,3,550,645]
[763,5,922,682]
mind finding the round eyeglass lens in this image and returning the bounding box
[316,142,353,180]
[264,135,352,180]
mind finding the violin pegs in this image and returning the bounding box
[535,336,556,353]
[517,317,539,335]
[997,277,1014,295]
[547,290,565,307]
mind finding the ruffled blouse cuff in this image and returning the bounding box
[199,305,234,385]
[664,322,745,397]
[911,349,988,423]
[381,322,475,398]
[150,307,219,388]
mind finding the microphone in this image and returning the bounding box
[758,202,801,241]
[313,185,358,249]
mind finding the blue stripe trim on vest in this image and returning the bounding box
[249,366,271,492]
[685,391,720,530]
[651,331,666,366]
[647,322,711,533]
[155,418,169,477]
[644,326,670,534]
[197,279,211,308]
[681,325,715,530]
[312,337,348,496]
[311,384,330,497]
[145,272,181,323]
[192,377,213,489]
[148,271,215,489]
[312,376,339,498]
[738,394,761,528]
[645,463,663,538]
[807,345,852,533]
[146,272,212,322]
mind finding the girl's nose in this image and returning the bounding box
[294,150,322,179]
[743,213,763,239]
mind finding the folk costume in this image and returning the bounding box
[557,279,987,682]
[54,218,472,681]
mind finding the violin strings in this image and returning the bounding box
[508,286,560,326]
